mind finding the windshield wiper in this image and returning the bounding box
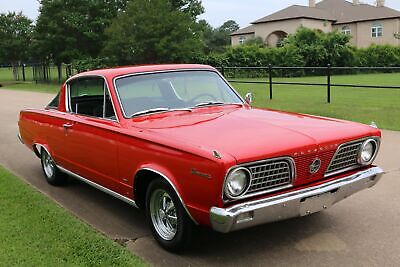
[131,108,192,118]
[194,102,226,108]
[131,108,170,118]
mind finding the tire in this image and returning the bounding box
[40,148,68,186]
[145,178,194,252]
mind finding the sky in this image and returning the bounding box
[1,0,400,28]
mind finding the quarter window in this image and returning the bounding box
[372,23,383,38]
[341,26,351,35]
[47,93,60,109]
[68,77,116,120]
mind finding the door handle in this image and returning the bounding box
[63,123,74,129]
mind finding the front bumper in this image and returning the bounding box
[17,133,24,144]
[210,167,384,233]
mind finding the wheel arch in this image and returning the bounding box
[133,167,198,225]
[33,143,51,159]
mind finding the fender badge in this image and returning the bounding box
[191,169,211,179]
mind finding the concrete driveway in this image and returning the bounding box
[1,88,399,266]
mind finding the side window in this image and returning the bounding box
[68,77,116,120]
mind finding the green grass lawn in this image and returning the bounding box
[0,166,146,266]
[230,72,400,131]
[0,82,60,93]
[0,65,71,83]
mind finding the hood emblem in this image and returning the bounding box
[309,158,321,174]
[213,150,222,159]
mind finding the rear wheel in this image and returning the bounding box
[40,148,67,186]
[145,179,194,252]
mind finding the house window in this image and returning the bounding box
[372,23,383,38]
[341,26,351,35]
[239,36,247,45]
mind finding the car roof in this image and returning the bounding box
[71,64,216,80]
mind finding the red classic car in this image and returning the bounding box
[18,64,383,251]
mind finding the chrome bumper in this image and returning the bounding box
[17,133,24,144]
[210,167,384,233]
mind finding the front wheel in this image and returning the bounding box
[40,148,67,186]
[145,179,194,252]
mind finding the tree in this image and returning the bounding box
[284,27,354,67]
[219,20,240,34]
[199,20,239,54]
[0,12,33,64]
[244,37,265,47]
[33,0,128,65]
[169,0,204,20]
[102,0,204,65]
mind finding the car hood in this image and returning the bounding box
[128,106,379,164]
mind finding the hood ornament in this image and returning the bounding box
[213,150,222,159]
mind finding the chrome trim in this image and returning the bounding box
[244,93,253,105]
[34,143,51,158]
[112,69,245,119]
[57,165,138,208]
[357,138,379,166]
[325,137,381,177]
[140,168,198,225]
[213,150,222,159]
[65,74,119,123]
[17,133,24,144]
[370,121,378,128]
[210,167,384,233]
[222,157,296,203]
[224,167,252,199]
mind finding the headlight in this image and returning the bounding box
[358,139,378,165]
[224,167,251,198]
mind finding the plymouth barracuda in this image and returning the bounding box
[18,64,383,251]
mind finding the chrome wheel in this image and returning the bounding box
[43,151,55,178]
[149,189,178,241]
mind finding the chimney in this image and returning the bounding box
[309,0,316,8]
[376,0,385,7]
[353,0,359,5]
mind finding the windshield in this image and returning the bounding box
[114,70,243,118]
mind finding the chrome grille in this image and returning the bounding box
[246,159,293,195]
[326,141,362,174]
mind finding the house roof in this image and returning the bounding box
[230,25,255,36]
[316,0,400,24]
[252,5,336,24]
[232,0,400,35]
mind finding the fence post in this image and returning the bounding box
[327,64,331,103]
[268,64,273,100]
[221,66,225,77]
[22,64,26,81]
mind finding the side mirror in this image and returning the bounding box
[245,93,253,105]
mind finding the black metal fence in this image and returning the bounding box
[219,65,400,103]
[0,63,74,84]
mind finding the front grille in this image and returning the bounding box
[326,141,362,174]
[246,159,294,195]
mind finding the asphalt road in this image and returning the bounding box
[1,88,399,267]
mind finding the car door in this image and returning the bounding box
[62,76,121,192]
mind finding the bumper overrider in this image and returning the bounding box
[210,167,384,233]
